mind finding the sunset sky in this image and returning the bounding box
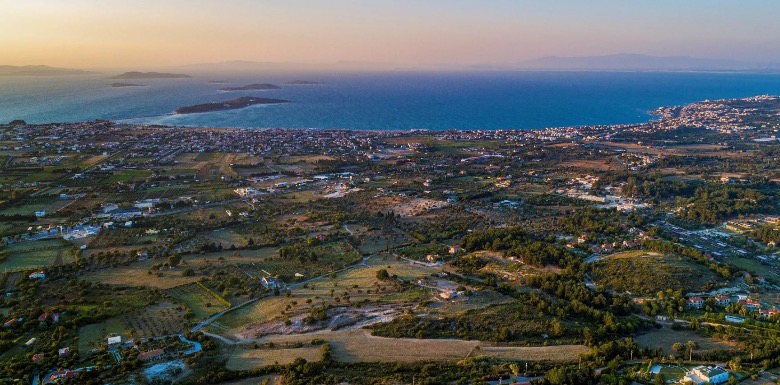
[3,0,780,69]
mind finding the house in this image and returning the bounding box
[38,312,60,322]
[107,336,122,345]
[139,348,165,362]
[29,271,46,280]
[683,366,729,385]
[686,297,705,309]
[3,318,20,328]
[743,299,761,311]
[32,353,45,362]
[440,291,458,300]
[46,369,79,383]
[35,210,46,217]
[759,308,780,319]
[714,295,731,307]
[58,347,70,358]
[448,245,463,254]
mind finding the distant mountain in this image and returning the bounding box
[516,54,780,72]
[177,60,397,72]
[0,65,96,76]
[110,71,192,79]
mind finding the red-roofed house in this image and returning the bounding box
[139,349,165,362]
[47,369,79,383]
[714,295,731,307]
[687,297,705,309]
[743,299,761,311]
[32,353,44,363]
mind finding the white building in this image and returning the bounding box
[683,366,729,385]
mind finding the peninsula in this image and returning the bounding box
[285,80,323,85]
[219,83,281,91]
[174,96,289,114]
[110,71,192,79]
[110,82,145,88]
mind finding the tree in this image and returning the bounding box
[672,342,684,354]
[376,269,390,280]
[509,363,520,382]
[654,373,666,385]
[686,340,697,361]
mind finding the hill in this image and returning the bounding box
[110,71,192,79]
[0,65,95,76]
[517,53,780,72]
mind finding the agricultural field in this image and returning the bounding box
[1,239,74,271]
[78,302,188,352]
[165,282,230,320]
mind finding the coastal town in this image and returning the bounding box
[3,95,780,384]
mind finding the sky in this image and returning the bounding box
[3,0,780,69]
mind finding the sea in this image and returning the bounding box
[3,71,780,131]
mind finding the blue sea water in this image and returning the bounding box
[2,71,780,130]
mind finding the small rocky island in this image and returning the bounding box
[285,80,322,85]
[110,71,192,79]
[175,96,289,114]
[220,83,280,91]
[110,82,145,87]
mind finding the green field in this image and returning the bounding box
[726,256,780,282]
[1,240,73,271]
[166,282,230,320]
[78,317,126,352]
[104,169,153,184]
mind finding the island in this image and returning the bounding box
[109,71,192,79]
[207,80,228,83]
[174,96,289,114]
[219,83,280,91]
[110,82,145,88]
[285,80,323,85]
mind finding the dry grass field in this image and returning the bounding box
[81,247,278,289]
[635,325,737,354]
[226,329,589,370]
